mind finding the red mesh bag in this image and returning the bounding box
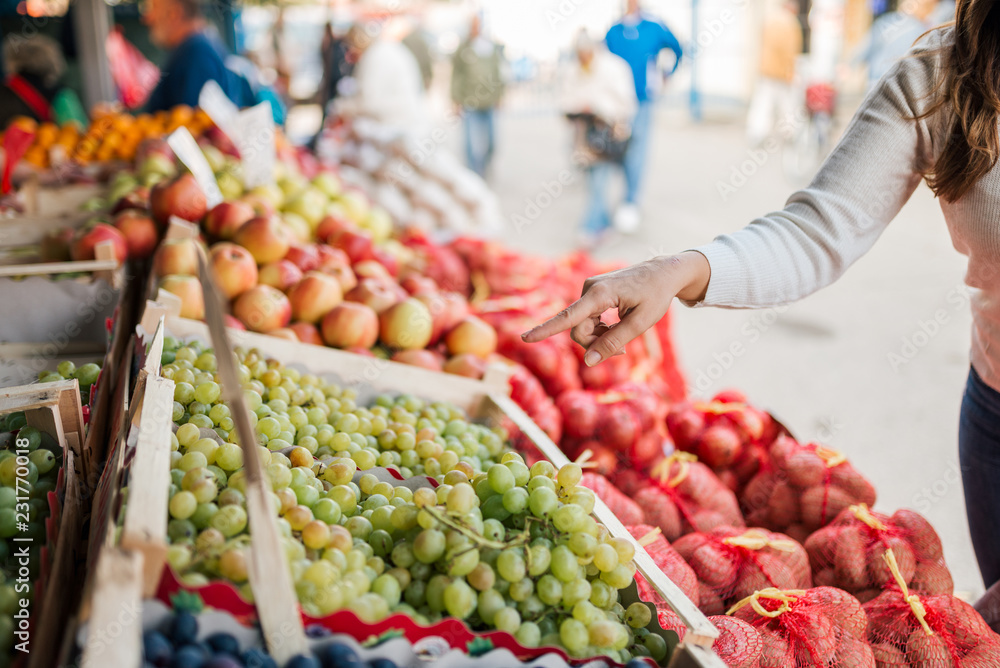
[662,608,764,668]
[805,504,953,603]
[581,473,645,526]
[729,586,875,667]
[740,435,877,542]
[667,393,779,494]
[863,550,1000,667]
[628,524,700,606]
[628,453,744,542]
[672,527,813,616]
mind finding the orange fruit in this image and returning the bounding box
[34,123,59,147]
[9,116,37,134]
[23,145,48,168]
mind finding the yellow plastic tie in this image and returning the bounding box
[815,445,847,468]
[722,529,799,553]
[725,588,807,618]
[850,503,888,531]
[883,549,934,636]
[637,528,662,548]
[692,400,747,415]
[652,452,698,488]
[574,449,598,470]
[596,390,634,405]
[470,271,490,305]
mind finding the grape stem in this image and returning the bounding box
[423,506,533,552]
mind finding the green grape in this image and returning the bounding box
[528,486,558,518]
[494,606,521,633]
[552,503,587,533]
[167,519,196,542]
[601,564,634,590]
[190,502,218,530]
[515,621,541,648]
[211,505,248,537]
[643,632,668,661]
[593,544,619,573]
[476,588,505,625]
[486,464,515,494]
[590,579,615,609]
[501,487,528,514]
[562,580,592,607]
[509,577,533,602]
[73,363,101,388]
[527,544,552,577]
[173,382,196,405]
[27,450,55,475]
[0,488,14,508]
[56,361,75,377]
[569,532,598,558]
[559,618,589,655]
[550,545,577,582]
[413,529,445,563]
[625,602,652,628]
[168,491,197,520]
[15,427,41,452]
[0,509,16,538]
[443,578,475,619]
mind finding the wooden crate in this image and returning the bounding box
[0,383,86,668]
[131,307,722,666]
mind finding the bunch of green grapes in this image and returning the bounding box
[158,339,509,480]
[0,413,63,663]
[37,361,102,403]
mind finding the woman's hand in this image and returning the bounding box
[521,251,711,367]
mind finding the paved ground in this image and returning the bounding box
[458,101,981,598]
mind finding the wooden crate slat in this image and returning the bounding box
[119,375,174,597]
[79,548,143,668]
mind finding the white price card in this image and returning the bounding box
[236,101,276,189]
[166,127,224,208]
[198,80,242,145]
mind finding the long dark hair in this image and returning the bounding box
[922,0,1000,202]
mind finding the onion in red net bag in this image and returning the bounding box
[740,435,877,542]
[659,606,764,668]
[863,549,1000,667]
[580,472,645,526]
[805,504,953,603]
[672,527,813,616]
[627,525,700,607]
[631,453,744,542]
[728,586,875,667]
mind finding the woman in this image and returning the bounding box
[524,0,1000,593]
[563,32,637,248]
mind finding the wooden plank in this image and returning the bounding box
[139,292,182,334]
[667,644,729,668]
[1,380,84,465]
[25,405,67,463]
[80,548,143,668]
[484,393,720,649]
[0,212,91,248]
[164,216,199,240]
[30,449,83,668]
[92,240,120,289]
[0,258,120,277]
[119,375,174,597]
[197,251,308,665]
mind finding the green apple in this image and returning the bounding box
[139,154,176,181]
[281,211,311,243]
[325,201,350,219]
[363,206,393,243]
[201,145,227,172]
[107,178,139,206]
[216,170,244,200]
[278,174,309,202]
[282,187,328,228]
[339,190,371,225]
[249,184,284,210]
[311,172,342,199]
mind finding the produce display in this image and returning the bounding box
[151,338,670,664]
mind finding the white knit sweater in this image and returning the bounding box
[693,28,1000,393]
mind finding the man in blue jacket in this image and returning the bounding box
[606,0,682,233]
[142,0,245,111]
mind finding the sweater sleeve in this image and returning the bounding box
[689,49,938,309]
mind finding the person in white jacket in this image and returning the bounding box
[563,32,638,248]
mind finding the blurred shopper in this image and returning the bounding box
[316,24,356,125]
[524,0,1000,599]
[746,1,803,147]
[142,0,245,110]
[0,35,83,127]
[402,18,434,91]
[450,14,505,178]
[342,23,426,131]
[563,32,637,248]
[856,0,943,89]
[605,0,682,233]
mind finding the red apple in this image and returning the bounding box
[352,260,393,282]
[400,274,438,296]
[391,349,444,371]
[233,285,292,333]
[267,328,300,342]
[110,186,150,215]
[346,346,375,357]
[71,223,128,264]
[209,242,258,299]
[288,322,324,346]
[321,302,379,349]
[233,216,293,265]
[112,211,159,259]
[154,238,201,277]
[379,298,433,350]
[224,314,246,330]
[443,353,486,379]
[316,245,351,271]
[284,244,320,273]
[371,246,399,276]
[416,291,470,344]
[445,316,497,358]
[239,193,277,218]
[315,213,356,244]
[330,228,374,264]
[258,260,303,292]
[323,263,358,295]
[697,424,742,469]
[203,201,255,240]
[150,173,208,225]
[159,275,205,319]
[287,271,344,324]
[345,278,402,314]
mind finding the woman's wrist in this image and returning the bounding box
[671,251,711,303]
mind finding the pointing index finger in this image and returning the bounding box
[521,291,605,343]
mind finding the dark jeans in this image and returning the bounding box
[960,365,1000,589]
